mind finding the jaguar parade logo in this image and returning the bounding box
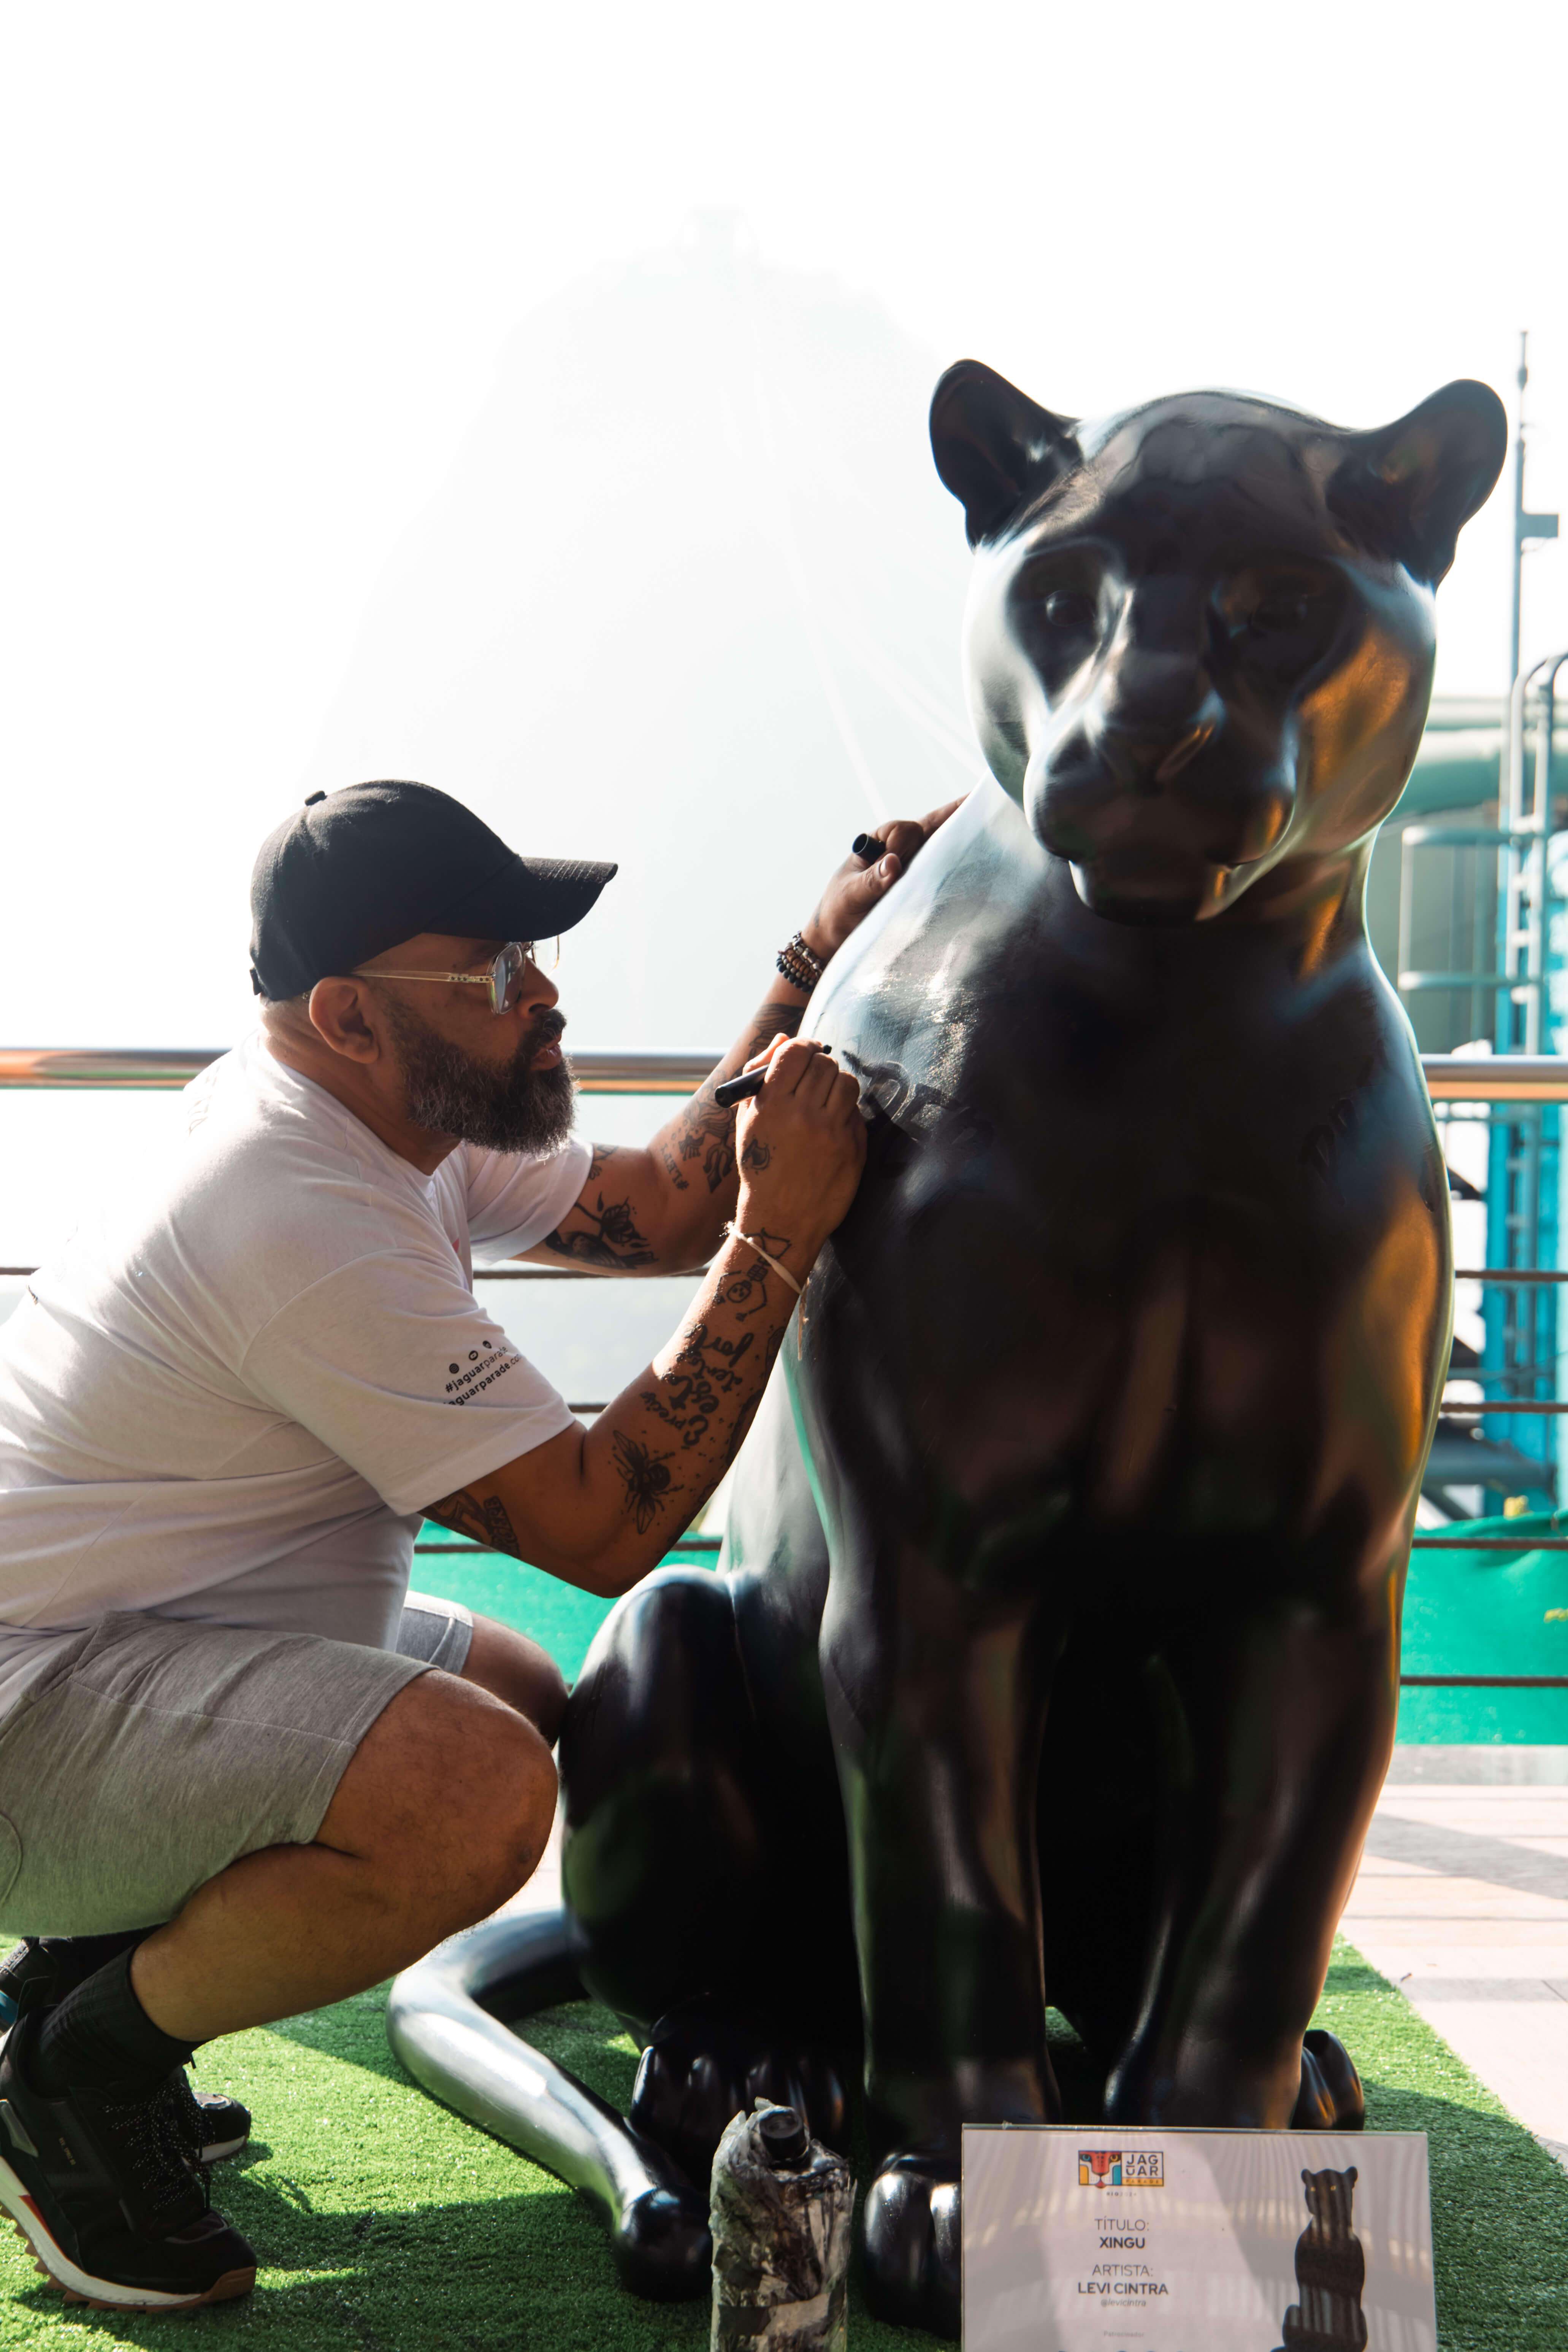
[1077,2149,1164,2189]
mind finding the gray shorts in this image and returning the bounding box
[0,1591,474,1938]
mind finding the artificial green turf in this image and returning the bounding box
[0,1940,1562,2348]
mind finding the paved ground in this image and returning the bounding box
[1344,1745,1568,2171]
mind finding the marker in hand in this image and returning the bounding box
[713,1045,829,1109]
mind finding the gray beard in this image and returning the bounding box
[383,996,577,1155]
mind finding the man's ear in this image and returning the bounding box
[930,360,1079,547]
[1327,380,1507,587]
[307,976,380,1061]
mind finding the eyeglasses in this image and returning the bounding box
[355,939,557,1016]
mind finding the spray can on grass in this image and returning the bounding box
[709,2098,854,2351]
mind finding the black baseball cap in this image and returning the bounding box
[249,780,617,1000]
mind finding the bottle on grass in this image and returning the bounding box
[709,2098,853,2352]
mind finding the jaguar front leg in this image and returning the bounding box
[820,1553,1067,2338]
[1103,1586,1397,2131]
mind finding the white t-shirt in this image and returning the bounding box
[0,1031,591,1718]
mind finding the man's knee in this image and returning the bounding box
[461,1615,569,1745]
[450,1702,557,1908]
[320,1671,556,1915]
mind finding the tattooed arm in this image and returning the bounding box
[526,991,809,1277]
[426,1038,867,1598]
[521,800,961,1276]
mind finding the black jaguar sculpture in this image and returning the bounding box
[388,361,1505,2338]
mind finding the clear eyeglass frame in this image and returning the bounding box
[355,938,558,1015]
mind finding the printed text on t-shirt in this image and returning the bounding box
[445,1341,524,1405]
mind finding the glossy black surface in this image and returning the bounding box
[385,1913,711,2299]
[390,364,1505,2336]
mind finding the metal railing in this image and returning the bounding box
[1422,1055,1568,1100]
[5,1046,1568,1674]
[0,1048,721,1279]
[412,1532,721,1557]
[0,1046,1559,1100]
[0,1046,716,1095]
[1423,1062,1568,1571]
[0,1046,1562,1100]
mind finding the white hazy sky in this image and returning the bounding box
[3,0,1566,1059]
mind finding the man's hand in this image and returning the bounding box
[800,797,966,963]
[431,1039,865,1598]
[525,797,964,1276]
[732,1034,866,1259]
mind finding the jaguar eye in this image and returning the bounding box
[1250,594,1311,634]
[1043,588,1096,630]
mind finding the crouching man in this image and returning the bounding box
[0,778,953,2311]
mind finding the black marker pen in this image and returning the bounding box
[713,1046,828,1109]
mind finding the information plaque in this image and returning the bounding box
[963,2125,1435,2351]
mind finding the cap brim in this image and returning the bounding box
[432,853,618,943]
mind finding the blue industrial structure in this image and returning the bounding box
[1377,336,1563,1517]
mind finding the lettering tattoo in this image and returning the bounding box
[427,1485,525,1560]
[611,1430,679,1533]
[639,1315,759,1450]
[720,1303,794,1469]
[722,1389,764,1471]
[658,1138,688,1192]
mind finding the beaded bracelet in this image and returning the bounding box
[775,930,826,992]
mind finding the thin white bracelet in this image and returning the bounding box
[723,1220,804,1297]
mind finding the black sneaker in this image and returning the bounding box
[0,2013,255,2311]
[175,2084,252,2167]
[0,1940,251,2166]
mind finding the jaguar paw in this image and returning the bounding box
[630,2000,846,2189]
[861,2155,961,2340]
[1292,2028,1365,2131]
[610,2184,712,2301]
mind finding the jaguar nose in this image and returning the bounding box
[1090,687,1227,791]
[1153,720,1217,782]
[1105,647,1213,729]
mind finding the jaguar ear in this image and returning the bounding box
[1328,380,1507,588]
[930,360,1079,547]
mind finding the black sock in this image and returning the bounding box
[28,1947,197,2098]
[0,1938,40,1988]
[39,1930,147,1981]
[0,1930,144,2006]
